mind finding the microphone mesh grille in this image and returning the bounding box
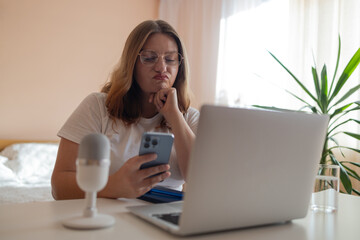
[78,133,110,160]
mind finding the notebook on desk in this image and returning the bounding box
[127,105,329,236]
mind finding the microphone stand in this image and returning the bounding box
[84,192,97,217]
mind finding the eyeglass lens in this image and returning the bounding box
[139,51,182,66]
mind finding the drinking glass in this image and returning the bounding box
[310,164,340,213]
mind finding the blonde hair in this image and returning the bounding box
[101,20,191,126]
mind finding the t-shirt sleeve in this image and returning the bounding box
[185,107,200,135]
[57,93,105,144]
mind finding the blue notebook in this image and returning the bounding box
[138,186,183,203]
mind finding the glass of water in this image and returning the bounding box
[310,164,340,213]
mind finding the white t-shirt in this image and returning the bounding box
[58,92,200,190]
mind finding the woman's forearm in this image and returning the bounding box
[51,171,84,200]
[170,111,196,179]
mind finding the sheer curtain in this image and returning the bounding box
[159,0,222,107]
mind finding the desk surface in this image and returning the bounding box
[0,193,359,240]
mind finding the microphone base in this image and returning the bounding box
[63,214,115,230]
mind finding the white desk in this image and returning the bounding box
[0,193,359,240]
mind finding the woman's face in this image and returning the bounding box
[135,33,179,96]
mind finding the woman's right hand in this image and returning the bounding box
[100,153,171,199]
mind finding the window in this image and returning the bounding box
[216,0,302,108]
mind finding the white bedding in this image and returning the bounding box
[0,143,58,205]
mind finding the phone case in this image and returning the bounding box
[139,132,174,169]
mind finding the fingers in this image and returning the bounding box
[142,171,171,191]
[153,91,167,109]
[150,88,177,111]
[140,164,170,179]
[126,154,171,182]
[129,153,157,169]
[110,154,172,198]
[131,163,171,196]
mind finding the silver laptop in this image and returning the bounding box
[127,105,329,236]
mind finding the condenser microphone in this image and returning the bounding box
[63,133,115,230]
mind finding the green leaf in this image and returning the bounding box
[268,51,319,104]
[353,189,360,196]
[328,119,354,135]
[298,105,319,114]
[342,161,360,168]
[344,132,360,140]
[331,84,360,108]
[328,137,340,146]
[337,146,360,154]
[342,165,360,181]
[351,105,360,111]
[328,109,351,129]
[330,103,353,118]
[339,103,358,113]
[312,67,321,99]
[329,35,341,94]
[285,90,311,106]
[329,47,360,102]
[328,145,346,158]
[330,155,352,193]
[284,90,318,113]
[320,65,328,112]
[352,118,360,125]
[305,106,318,114]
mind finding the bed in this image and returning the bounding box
[0,140,59,205]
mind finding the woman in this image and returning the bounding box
[51,20,199,200]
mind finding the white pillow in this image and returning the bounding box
[1,143,59,185]
[0,155,20,186]
[0,155,8,164]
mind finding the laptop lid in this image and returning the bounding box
[178,105,329,235]
[128,105,329,236]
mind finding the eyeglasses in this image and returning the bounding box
[138,50,183,66]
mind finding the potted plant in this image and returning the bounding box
[255,37,360,195]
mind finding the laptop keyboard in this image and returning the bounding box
[153,212,181,225]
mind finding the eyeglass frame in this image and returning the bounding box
[138,50,184,67]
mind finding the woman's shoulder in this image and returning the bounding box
[77,92,107,110]
[83,92,107,104]
[74,92,108,117]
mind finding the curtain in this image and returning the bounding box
[159,0,222,108]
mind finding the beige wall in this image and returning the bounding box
[0,0,159,140]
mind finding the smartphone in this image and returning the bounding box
[139,132,174,169]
